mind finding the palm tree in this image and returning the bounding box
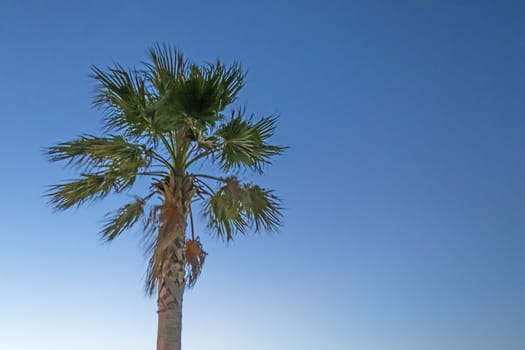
[46,44,285,350]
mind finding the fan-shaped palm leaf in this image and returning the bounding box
[202,176,283,240]
[217,110,286,173]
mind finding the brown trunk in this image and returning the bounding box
[155,176,195,350]
[156,235,186,350]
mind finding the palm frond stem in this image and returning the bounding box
[189,205,195,240]
[158,134,178,169]
[150,150,176,175]
[192,174,225,182]
[194,178,216,196]
[186,149,215,167]
[138,171,169,177]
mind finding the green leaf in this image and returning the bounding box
[144,43,187,94]
[91,65,155,136]
[46,135,151,191]
[141,45,245,135]
[47,172,120,210]
[240,184,283,232]
[203,177,283,240]
[101,197,146,241]
[47,135,149,168]
[217,110,286,173]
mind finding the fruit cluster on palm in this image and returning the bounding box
[46,44,285,350]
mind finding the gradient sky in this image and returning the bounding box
[1,1,524,349]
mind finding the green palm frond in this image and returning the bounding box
[144,45,245,135]
[177,65,220,124]
[47,172,121,210]
[202,177,283,240]
[101,197,147,241]
[240,184,282,232]
[216,110,286,173]
[157,62,244,129]
[47,135,150,170]
[91,64,156,136]
[145,43,186,94]
[46,135,151,207]
[203,191,248,240]
[202,60,245,113]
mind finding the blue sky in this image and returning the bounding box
[1,1,524,349]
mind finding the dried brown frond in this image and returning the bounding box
[185,238,207,287]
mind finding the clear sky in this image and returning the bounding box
[0,1,524,349]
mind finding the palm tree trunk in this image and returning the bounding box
[156,235,186,350]
[155,176,195,350]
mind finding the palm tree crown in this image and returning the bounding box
[47,44,285,293]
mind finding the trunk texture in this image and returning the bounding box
[156,235,186,350]
[155,176,195,350]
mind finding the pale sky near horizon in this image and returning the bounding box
[1,1,524,349]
